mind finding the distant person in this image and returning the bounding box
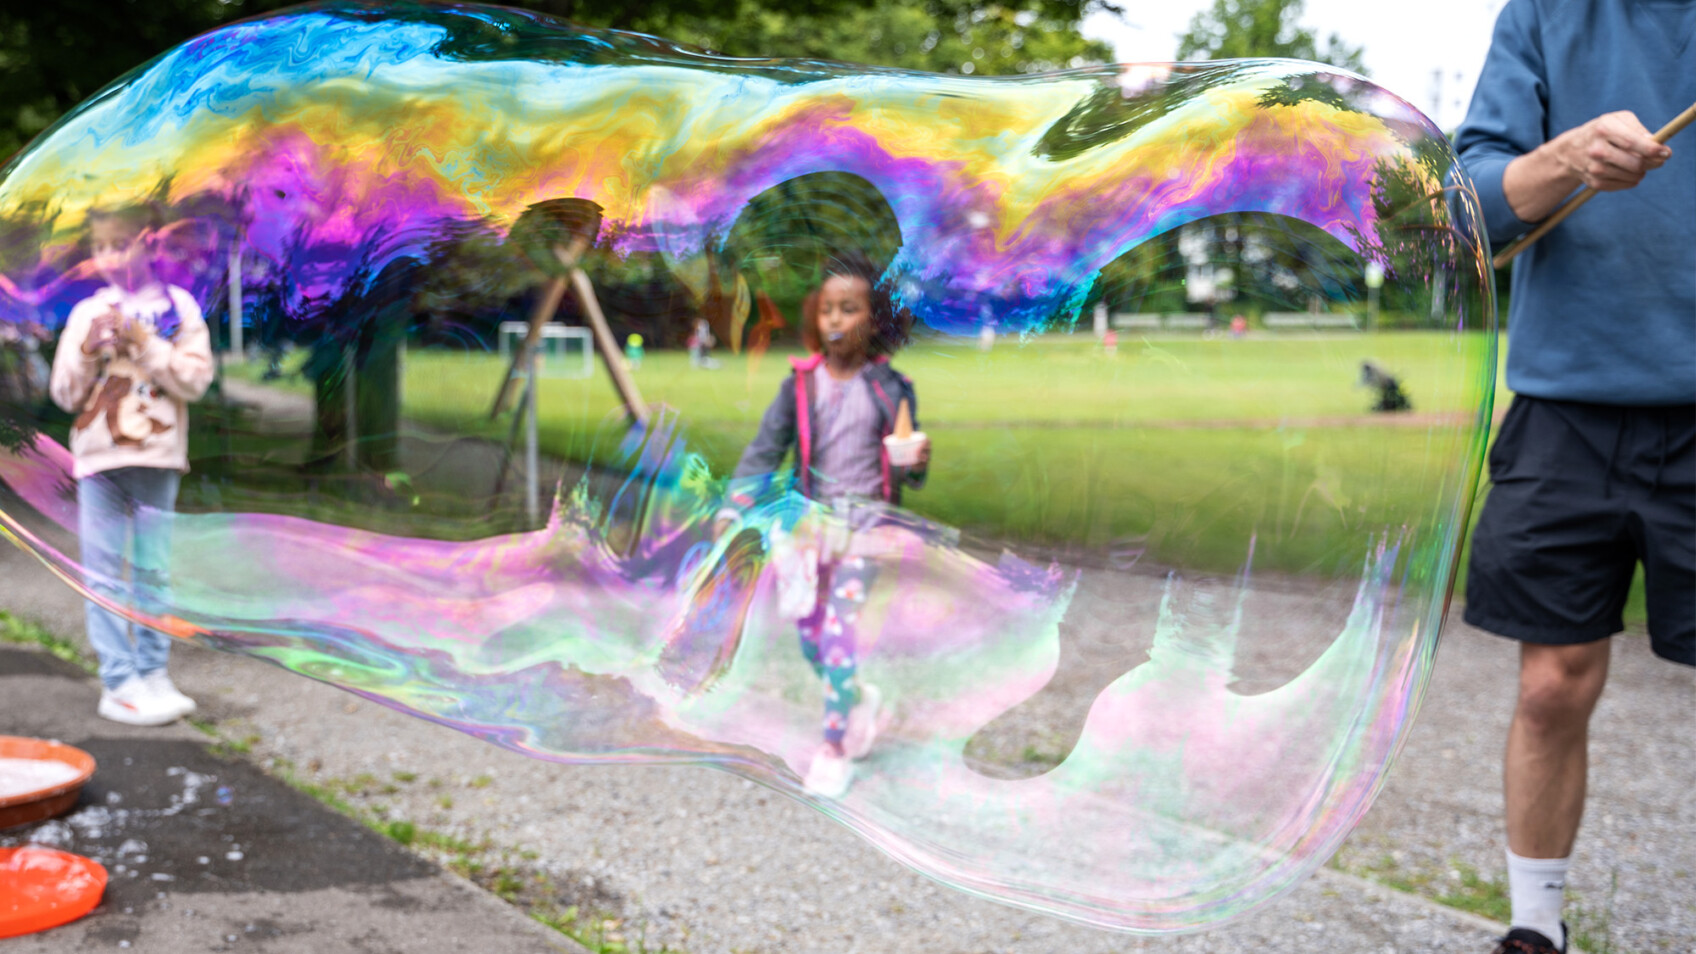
[1454,2,1693,952]
[718,254,929,798]
[0,319,50,406]
[624,332,644,370]
[1229,314,1247,338]
[1101,328,1118,356]
[49,204,214,726]
[1359,360,1412,413]
[687,317,718,369]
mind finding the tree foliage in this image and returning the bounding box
[1176,0,1365,73]
[0,0,1116,160]
[651,1,1113,76]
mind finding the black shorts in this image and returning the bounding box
[1465,395,1694,666]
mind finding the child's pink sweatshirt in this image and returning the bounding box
[49,282,214,479]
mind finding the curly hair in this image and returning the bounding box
[799,251,912,357]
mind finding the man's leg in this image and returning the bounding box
[1502,638,1610,947]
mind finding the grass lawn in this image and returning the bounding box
[216,331,1648,615]
[367,331,1499,576]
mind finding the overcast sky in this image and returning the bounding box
[1082,0,1510,130]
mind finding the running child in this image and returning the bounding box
[719,253,929,797]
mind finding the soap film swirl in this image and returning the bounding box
[0,1,1496,933]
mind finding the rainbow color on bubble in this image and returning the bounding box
[0,0,1496,935]
[2,2,1448,331]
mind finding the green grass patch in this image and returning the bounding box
[415,827,484,856]
[1332,850,1647,952]
[401,334,1496,573]
[1336,851,1510,925]
[191,732,680,952]
[269,759,361,817]
[0,610,95,675]
[220,333,1498,578]
[526,899,683,954]
[216,333,1656,621]
[1568,869,1627,954]
[383,819,417,846]
[1017,745,1065,768]
[1432,862,1510,924]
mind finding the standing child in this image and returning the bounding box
[687,317,717,369]
[719,254,929,797]
[50,204,214,725]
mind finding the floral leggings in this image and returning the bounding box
[796,553,877,747]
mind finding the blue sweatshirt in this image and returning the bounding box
[1453,0,1695,406]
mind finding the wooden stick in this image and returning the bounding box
[1492,100,1696,269]
[489,274,566,419]
[489,233,591,420]
[555,245,650,427]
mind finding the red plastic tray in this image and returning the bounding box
[0,846,108,938]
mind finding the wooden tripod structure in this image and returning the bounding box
[490,199,649,427]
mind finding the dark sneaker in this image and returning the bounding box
[1491,924,1566,954]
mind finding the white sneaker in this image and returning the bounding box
[98,676,181,726]
[803,744,853,798]
[140,670,196,719]
[842,683,882,761]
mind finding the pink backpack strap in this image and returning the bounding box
[869,378,895,502]
[793,367,813,498]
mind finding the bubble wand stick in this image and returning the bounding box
[1492,99,1696,268]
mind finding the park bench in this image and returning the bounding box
[1162,314,1210,330]
[1109,313,1163,330]
[1263,312,1361,331]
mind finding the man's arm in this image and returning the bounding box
[1502,111,1673,223]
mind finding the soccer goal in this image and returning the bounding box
[498,321,594,379]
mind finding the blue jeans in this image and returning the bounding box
[77,467,181,689]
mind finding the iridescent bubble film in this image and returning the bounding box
[0,1,1495,933]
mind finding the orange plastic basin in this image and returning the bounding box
[0,846,108,938]
[0,737,97,831]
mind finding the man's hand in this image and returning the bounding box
[1555,110,1671,190]
[1505,111,1673,222]
[712,515,735,541]
[915,436,931,467]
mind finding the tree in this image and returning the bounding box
[0,0,1116,160]
[0,0,1118,492]
[1176,0,1366,74]
[1153,1,1369,322]
[653,1,1113,76]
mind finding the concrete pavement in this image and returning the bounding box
[2,488,1691,952]
[0,640,582,953]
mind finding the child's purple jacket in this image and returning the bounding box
[727,353,926,510]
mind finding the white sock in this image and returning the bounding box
[1506,849,1569,948]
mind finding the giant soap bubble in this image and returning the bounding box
[0,2,1495,933]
